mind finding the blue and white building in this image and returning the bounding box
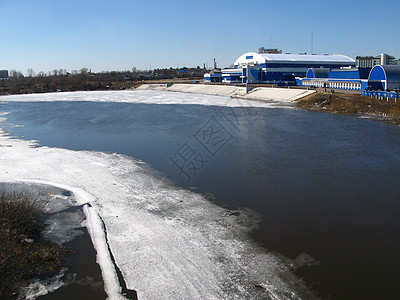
[233,52,356,77]
[204,50,399,95]
[300,67,370,91]
[205,51,356,85]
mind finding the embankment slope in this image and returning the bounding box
[137,83,315,102]
[295,92,400,124]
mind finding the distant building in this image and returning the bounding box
[380,53,396,65]
[258,47,282,54]
[356,53,396,68]
[205,50,356,84]
[0,70,9,80]
[234,52,356,77]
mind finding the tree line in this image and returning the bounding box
[0,67,208,95]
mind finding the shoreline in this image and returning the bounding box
[295,91,400,124]
[136,83,316,102]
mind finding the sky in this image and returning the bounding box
[1,0,399,74]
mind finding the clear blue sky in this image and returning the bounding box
[1,0,399,74]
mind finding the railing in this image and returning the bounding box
[362,90,399,102]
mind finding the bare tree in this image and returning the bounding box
[80,68,88,75]
[9,69,23,78]
[27,68,35,77]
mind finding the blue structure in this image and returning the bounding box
[203,73,222,83]
[328,68,370,80]
[210,66,292,85]
[299,65,400,94]
[306,68,330,79]
[204,51,399,94]
[368,65,400,90]
[300,67,371,91]
[234,52,355,77]
[362,90,399,99]
[222,71,242,84]
[204,51,357,84]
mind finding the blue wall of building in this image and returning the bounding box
[329,69,361,79]
[369,66,386,81]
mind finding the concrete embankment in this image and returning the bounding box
[136,83,315,102]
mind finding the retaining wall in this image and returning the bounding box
[136,83,315,102]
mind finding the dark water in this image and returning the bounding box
[1,100,400,299]
[0,182,108,300]
[39,227,108,300]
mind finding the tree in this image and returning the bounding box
[9,69,23,78]
[27,68,35,77]
[80,68,88,75]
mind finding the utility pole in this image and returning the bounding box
[311,30,314,54]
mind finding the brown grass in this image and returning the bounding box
[0,191,65,298]
[295,92,400,124]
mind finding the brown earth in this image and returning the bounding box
[0,192,67,298]
[295,91,400,124]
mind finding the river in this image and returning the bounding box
[1,90,399,299]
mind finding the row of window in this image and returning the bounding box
[301,80,361,90]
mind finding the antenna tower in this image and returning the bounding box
[311,30,314,54]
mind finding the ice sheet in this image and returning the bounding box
[0,91,314,299]
[0,89,290,108]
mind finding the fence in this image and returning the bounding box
[362,90,399,101]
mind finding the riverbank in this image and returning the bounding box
[295,91,400,124]
[137,83,316,102]
[0,190,65,298]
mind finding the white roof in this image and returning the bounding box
[234,52,355,66]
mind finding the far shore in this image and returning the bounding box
[294,90,400,124]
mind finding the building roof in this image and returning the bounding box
[234,52,356,66]
[306,68,330,78]
[369,65,400,82]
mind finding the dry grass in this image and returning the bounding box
[0,190,65,298]
[295,92,400,124]
[0,191,44,241]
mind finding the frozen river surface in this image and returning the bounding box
[1,90,400,299]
